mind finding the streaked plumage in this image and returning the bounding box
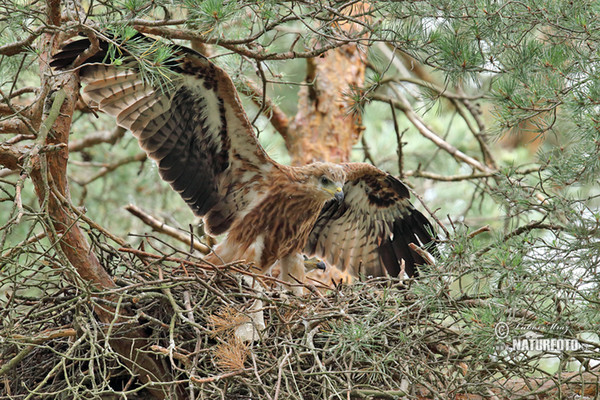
[52,33,436,292]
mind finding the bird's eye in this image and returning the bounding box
[320,176,330,185]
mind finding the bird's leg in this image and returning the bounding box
[234,274,266,342]
[280,253,306,296]
[202,237,266,341]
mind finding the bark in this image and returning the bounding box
[32,7,115,297]
[287,44,365,165]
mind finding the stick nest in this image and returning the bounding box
[1,238,598,399]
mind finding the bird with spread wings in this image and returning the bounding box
[52,32,436,294]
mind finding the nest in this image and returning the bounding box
[1,238,599,399]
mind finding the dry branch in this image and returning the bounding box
[371,93,494,174]
[69,126,127,152]
[125,204,210,254]
[239,78,290,141]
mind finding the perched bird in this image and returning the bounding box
[52,32,436,294]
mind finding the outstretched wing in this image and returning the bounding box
[51,34,275,235]
[305,163,436,278]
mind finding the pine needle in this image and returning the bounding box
[213,337,248,372]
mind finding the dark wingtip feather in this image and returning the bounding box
[377,209,437,279]
[50,38,96,69]
[408,209,438,258]
[51,33,208,75]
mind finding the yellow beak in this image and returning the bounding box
[324,186,344,202]
[303,256,327,272]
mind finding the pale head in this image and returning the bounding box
[302,162,346,203]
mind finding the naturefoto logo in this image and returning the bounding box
[494,322,587,352]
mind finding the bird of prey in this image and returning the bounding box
[51,32,436,294]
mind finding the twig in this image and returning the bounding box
[273,350,291,400]
[70,29,100,69]
[1,134,36,145]
[405,169,496,181]
[468,225,490,239]
[9,327,77,343]
[407,186,450,238]
[348,388,409,399]
[240,77,290,141]
[460,94,497,170]
[74,153,147,186]
[13,171,24,224]
[360,134,376,165]
[69,126,127,152]
[124,204,210,254]
[408,243,435,265]
[475,220,565,256]
[150,345,191,367]
[370,93,494,174]
[251,352,273,400]
[250,61,268,131]
[382,76,485,101]
[1,231,46,258]
[388,99,404,178]
[51,186,129,248]
[190,369,248,385]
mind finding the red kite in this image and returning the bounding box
[52,33,436,294]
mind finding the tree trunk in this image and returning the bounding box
[286,44,365,165]
[15,4,176,398]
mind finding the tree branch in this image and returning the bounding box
[0,144,28,170]
[125,204,210,254]
[239,76,290,141]
[0,119,30,135]
[475,220,565,257]
[370,93,494,173]
[0,27,45,56]
[69,127,127,152]
[73,152,146,186]
[25,16,175,398]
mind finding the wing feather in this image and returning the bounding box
[305,163,436,278]
[52,34,276,235]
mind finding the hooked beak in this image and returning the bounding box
[334,186,344,203]
[303,256,327,272]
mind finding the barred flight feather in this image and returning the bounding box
[52,33,436,280]
[305,163,436,278]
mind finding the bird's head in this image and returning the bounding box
[307,163,346,203]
